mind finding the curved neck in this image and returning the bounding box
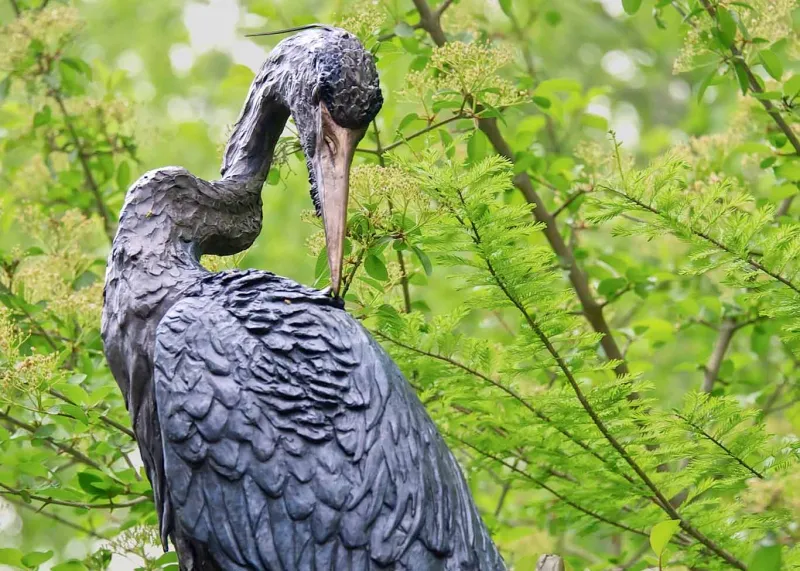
[221,56,297,182]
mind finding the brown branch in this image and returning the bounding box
[8,0,20,16]
[552,189,587,219]
[696,0,799,216]
[702,318,736,393]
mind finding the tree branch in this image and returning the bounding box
[3,496,109,539]
[448,182,745,569]
[0,483,148,510]
[696,0,799,216]
[50,91,115,240]
[0,410,107,473]
[702,318,736,393]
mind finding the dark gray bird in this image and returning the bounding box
[102,27,505,571]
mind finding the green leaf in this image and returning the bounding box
[0,548,23,567]
[393,22,415,38]
[117,161,132,191]
[598,277,626,297]
[622,0,642,15]
[22,551,54,568]
[498,0,513,17]
[776,161,800,180]
[581,113,608,131]
[650,519,680,557]
[0,76,11,102]
[732,60,749,94]
[784,74,800,97]
[77,471,105,495]
[33,105,52,127]
[717,7,737,46]
[759,49,783,80]
[51,561,88,571]
[397,112,421,132]
[365,254,388,281]
[467,130,488,164]
[154,552,179,566]
[532,95,551,109]
[314,248,329,281]
[749,543,781,571]
[59,403,89,426]
[267,167,280,185]
[411,245,433,276]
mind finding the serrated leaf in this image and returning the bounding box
[622,0,642,15]
[650,519,680,557]
[364,254,388,281]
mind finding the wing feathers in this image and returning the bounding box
[154,271,504,570]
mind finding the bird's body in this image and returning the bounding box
[102,27,505,571]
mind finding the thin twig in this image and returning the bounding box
[0,410,107,473]
[49,389,135,440]
[602,186,800,296]
[50,91,115,240]
[674,413,765,479]
[3,496,108,539]
[702,318,736,393]
[451,435,649,538]
[0,483,148,510]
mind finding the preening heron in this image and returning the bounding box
[102,27,506,571]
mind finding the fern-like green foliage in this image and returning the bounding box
[343,152,800,570]
[594,138,800,351]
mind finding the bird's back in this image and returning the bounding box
[153,269,505,570]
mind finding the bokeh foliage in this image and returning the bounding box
[1,0,800,569]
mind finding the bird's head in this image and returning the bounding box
[225,26,382,297]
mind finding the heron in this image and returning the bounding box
[102,26,506,570]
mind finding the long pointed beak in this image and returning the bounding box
[312,104,363,297]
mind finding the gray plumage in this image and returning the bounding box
[102,27,505,571]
